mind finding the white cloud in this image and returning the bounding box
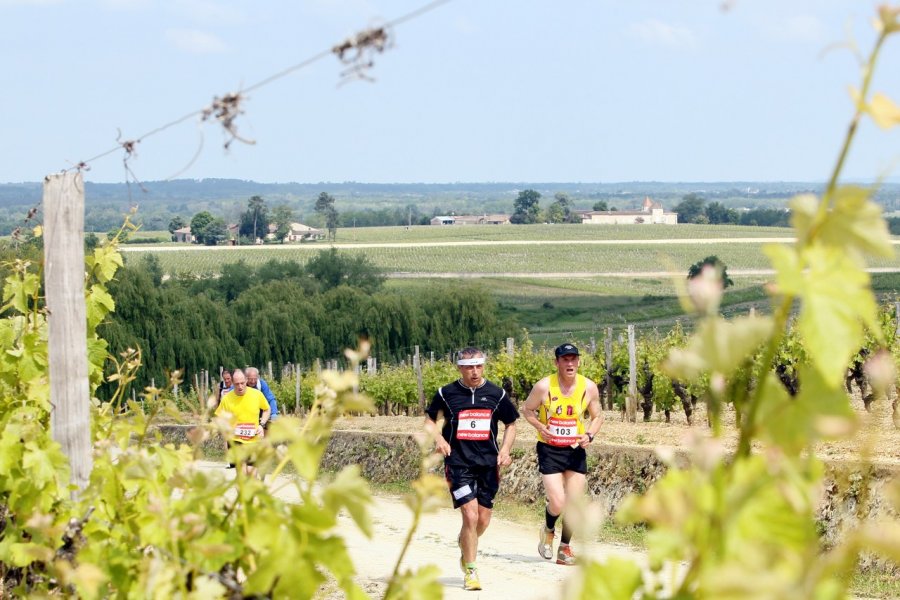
[628,19,698,49]
[165,28,227,54]
[763,14,828,44]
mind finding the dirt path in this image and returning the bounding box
[328,493,646,599]
[197,461,646,599]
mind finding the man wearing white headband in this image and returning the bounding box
[425,346,519,592]
[523,343,602,566]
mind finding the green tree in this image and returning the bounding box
[705,201,739,224]
[546,192,572,224]
[239,195,269,242]
[199,217,228,246]
[167,215,186,235]
[315,192,339,241]
[592,200,609,211]
[510,189,541,224]
[271,204,294,244]
[674,193,706,224]
[189,211,214,245]
[304,248,385,293]
[687,255,734,288]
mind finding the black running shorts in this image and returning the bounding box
[444,463,501,509]
[536,442,587,475]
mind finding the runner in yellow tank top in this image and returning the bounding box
[523,343,602,566]
[537,373,589,446]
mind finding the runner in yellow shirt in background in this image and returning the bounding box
[215,368,270,477]
[523,343,602,566]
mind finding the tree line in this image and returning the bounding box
[96,250,517,396]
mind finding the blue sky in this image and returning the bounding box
[3,0,900,184]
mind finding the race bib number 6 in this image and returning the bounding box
[234,422,257,441]
[547,417,579,446]
[457,409,491,441]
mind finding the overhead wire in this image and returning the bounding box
[63,0,456,177]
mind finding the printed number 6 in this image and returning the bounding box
[470,420,477,428]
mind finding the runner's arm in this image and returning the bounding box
[497,421,516,467]
[579,380,603,447]
[424,415,451,457]
[259,408,271,437]
[522,378,552,439]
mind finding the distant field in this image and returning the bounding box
[326,223,796,243]
[122,239,899,277]
[118,224,900,341]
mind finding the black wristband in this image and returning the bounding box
[587,432,594,442]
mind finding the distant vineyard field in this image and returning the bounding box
[122,237,900,277]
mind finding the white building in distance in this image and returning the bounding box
[580,197,678,225]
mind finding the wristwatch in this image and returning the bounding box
[586,432,594,442]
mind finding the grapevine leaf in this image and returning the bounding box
[23,442,59,487]
[764,242,805,297]
[798,243,877,387]
[565,557,643,600]
[70,562,107,600]
[754,373,802,453]
[867,92,900,129]
[787,194,820,245]
[86,286,115,329]
[287,437,325,481]
[321,465,373,537]
[186,574,227,599]
[819,186,894,258]
[10,541,54,566]
[663,315,772,381]
[384,565,443,600]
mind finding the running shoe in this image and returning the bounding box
[538,526,555,560]
[463,567,482,591]
[556,544,576,566]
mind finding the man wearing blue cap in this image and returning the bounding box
[523,343,602,566]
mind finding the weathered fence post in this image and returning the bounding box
[44,172,91,493]
[414,345,425,413]
[267,360,273,380]
[604,327,613,411]
[895,302,900,337]
[294,364,302,415]
[506,337,515,359]
[589,336,596,355]
[626,324,637,422]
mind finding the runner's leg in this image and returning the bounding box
[459,498,480,564]
[560,471,586,544]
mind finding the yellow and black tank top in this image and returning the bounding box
[537,373,588,446]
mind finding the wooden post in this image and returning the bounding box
[267,360,273,380]
[506,337,515,359]
[626,324,637,422]
[44,172,92,492]
[430,351,434,365]
[604,327,613,411]
[414,345,425,413]
[895,302,900,337]
[294,364,302,415]
[589,336,596,355]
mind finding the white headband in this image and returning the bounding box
[457,357,485,366]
